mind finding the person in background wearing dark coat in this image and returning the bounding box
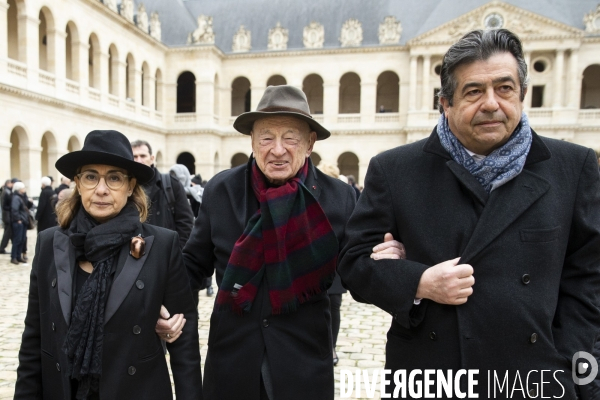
[35,176,58,232]
[14,130,202,400]
[55,176,71,196]
[9,181,28,265]
[339,29,600,398]
[131,140,193,251]
[0,178,16,254]
[157,86,356,400]
[346,175,361,200]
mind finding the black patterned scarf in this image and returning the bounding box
[62,203,142,399]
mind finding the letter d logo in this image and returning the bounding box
[572,351,598,385]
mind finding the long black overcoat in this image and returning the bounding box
[15,223,202,400]
[183,157,355,400]
[339,129,600,399]
[35,186,57,232]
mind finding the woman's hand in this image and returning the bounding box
[155,305,186,343]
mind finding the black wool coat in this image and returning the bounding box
[144,166,194,250]
[35,186,57,232]
[339,129,600,399]
[14,223,202,400]
[183,157,355,400]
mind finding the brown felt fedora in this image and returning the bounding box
[233,85,330,140]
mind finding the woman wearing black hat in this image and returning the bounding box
[14,130,202,400]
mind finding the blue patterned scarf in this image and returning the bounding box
[437,112,532,193]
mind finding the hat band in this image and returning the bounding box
[258,106,313,119]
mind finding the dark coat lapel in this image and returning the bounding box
[53,230,76,326]
[104,235,155,324]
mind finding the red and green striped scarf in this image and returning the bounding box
[216,158,338,315]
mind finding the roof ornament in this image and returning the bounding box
[150,12,162,41]
[189,15,215,45]
[104,0,118,13]
[303,22,324,49]
[268,22,288,51]
[136,3,149,33]
[233,25,251,52]
[120,0,134,23]
[379,16,402,45]
[584,4,600,32]
[340,19,363,47]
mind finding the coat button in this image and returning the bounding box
[56,363,61,371]
[52,323,55,331]
[51,278,57,288]
[156,211,161,215]
[521,274,531,285]
[529,388,537,397]
[128,366,136,375]
[262,319,269,328]
[133,325,141,335]
[135,280,144,290]
[530,333,538,343]
[429,332,437,341]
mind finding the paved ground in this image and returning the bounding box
[0,228,391,399]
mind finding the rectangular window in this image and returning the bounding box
[531,85,544,108]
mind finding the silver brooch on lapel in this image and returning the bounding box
[130,234,146,259]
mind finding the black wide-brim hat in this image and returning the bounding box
[56,130,155,184]
[233,85,331,140]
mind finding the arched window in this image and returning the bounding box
[155,69,162,111]
[231,77,251,116]
[126,53,135,100]
[581,65,600,109]
[376,71,400,112]
[177,152,196,175]
[177,71,196,113]
[214,74,220,116]
[303,74,324,114]
[338,152,359,183]
[7,0,21,61]
[339,73,361,114]
[231,153,249,168]
[38,7,55,72]
[88,34,100,88]
[41,131,57,178]
[10,126,29,180]
[65,22,79,81]
[266,75,286,86]
[108,44,119,95]
[68,135,81,152]
[141,62,150,107]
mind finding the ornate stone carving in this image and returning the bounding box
[150,12,161,41]
[232,25,251,52]
[584,4,600,32]
[303,22,324,48]
[120,0,134,22]
[446,11,483,38]
[340,19,363,47]
[104,0,118,13]
[378,16,402,45]
[268,22,288,51]
[136,3,148,32]
[189,15,215,44]
[507,14,542,35]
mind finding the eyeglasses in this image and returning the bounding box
[76,171,129,190]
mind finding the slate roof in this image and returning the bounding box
[134,0,599,51]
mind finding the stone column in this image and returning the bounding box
[421,55,431,111]
[74,40,88,87]
[163,82,177,116]
[0,1,9,62]
[21,145,41,194]
[96,50,108,93]
[567,49,581,109]
[323,81,340,125]
[552,49,564,108]
[0,141,11,182]
[144,75,155,109]
[360,81,377,124]
[523,51,532,109]
[408,55,418,111]
[116,59,126,99]
[132,68,142,104]
[196,79,214,122]
[51,29,66,79]
[21,14,39,71]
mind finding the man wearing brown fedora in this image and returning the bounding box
[157,85,356,399]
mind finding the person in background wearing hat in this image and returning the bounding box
[15,130,202,400]
[0,178,16,254]
[35,176,58,232]
[10,181,29,265]
[157,85,356,400]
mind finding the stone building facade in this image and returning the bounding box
[0,0,599,192]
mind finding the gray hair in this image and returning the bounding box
[437,29,528,113]
[131,139,153,155]
[41,176,52,187]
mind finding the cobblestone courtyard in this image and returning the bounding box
[0,229,391,399]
